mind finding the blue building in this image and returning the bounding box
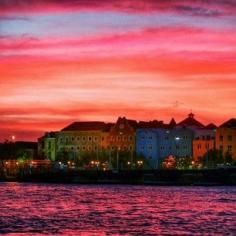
[136,127,193,169]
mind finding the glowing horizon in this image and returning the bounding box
[0,0,236,141]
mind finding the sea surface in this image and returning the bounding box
[0,183,235,235]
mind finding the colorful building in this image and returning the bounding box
[192,124,217,161]
[57,121,109,160]
[216,118,236,161]
[107,117,136,152]
[136,119,193,169]
[38,132,57,161]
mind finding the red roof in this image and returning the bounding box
[178,113,205,128]
[219,118,236,128]
[61,122,107,131]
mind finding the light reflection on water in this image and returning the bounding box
[0,182,235,235]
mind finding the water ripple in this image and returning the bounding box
[0,183,235,235]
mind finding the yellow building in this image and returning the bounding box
[216,119,236,161]
[57,122,110,159]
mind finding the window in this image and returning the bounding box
[228,135,232,141]
[77,137,80,141]
[129,146,133,150]
[228,145,232,151]
[141,145,145,150]
[205,144,209,149]
[176,145,179,149]
[219,135,223,141]
[94,137,98,141]
[141,136,145,140]
[101,137,104,141]
[148,145,152,150]
[129,136,133,141]
[165,136,169,140]
[198,144,201,149]
[83,136,86,141]
[88,137,92,141]
[219,145,223,150]
[77,146,80,150]
[149,136,152,140]
[71,137,74,141]
[206,135,210,140]
[83,146,86,150]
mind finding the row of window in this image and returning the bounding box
[110,136,133,142]
[59,135,134,143]
[141,145,189,150]
[219,135,233,141]
[61,145,133,151]
[141,135,189,140]
[59,136,103,143]
[197,144,210,149]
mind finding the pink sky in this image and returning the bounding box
[0,0,236,141]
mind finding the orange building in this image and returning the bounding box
[107,117,137,152]
[192,123,217,161]
[216,118,236,161]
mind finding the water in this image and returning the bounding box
[0,183,235,235]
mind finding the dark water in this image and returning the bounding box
[0,183,235,235]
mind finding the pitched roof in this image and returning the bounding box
[178,113,205,128]
[219,118,236,128]
[61,121,106,131]
[205,123,217,129]
[127,119,138,129]
[169,118,176,128]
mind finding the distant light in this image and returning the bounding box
[175,137,180,140]
[11,135,16,141]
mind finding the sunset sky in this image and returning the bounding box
[0,0,236,141]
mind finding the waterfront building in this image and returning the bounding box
[192,124,217,161]
[177,113,217,161]
[216,118,236,161]
[136,119,193,169]
[107,117,137,152]
[38,132,57,161]
[57,122,109,160]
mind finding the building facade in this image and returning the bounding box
[136,127,193,169]
[216,119,236,161]
[56,122,109,160]
[38,132,57,161]
[192,124,216,161]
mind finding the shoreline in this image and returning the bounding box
[1,168,236,186]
